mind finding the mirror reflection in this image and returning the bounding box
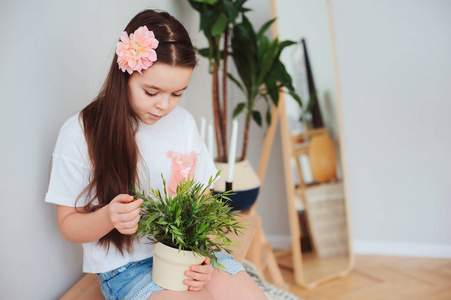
[271,0,353,288]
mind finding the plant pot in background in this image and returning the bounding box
[213,160,260,211]
[152,243,205,291]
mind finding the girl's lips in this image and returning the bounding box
[149,113,162,120]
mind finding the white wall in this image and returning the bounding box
[0,1,182,299]
[331,0,451,256]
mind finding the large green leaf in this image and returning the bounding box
[222,0,238,23]
[264,75,279,106]
[200,9,218,32]
[231,16,258,98]
[257,34,269,63]
[238,15,257,48]
[233,0,247,10]
[257,18,276,40]
[211,12,228,36]
[257,38,279,84]
[192,0,218,3]
[228,73,245,94]
[187,0,204,13]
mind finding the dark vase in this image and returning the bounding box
[302,38,324,129]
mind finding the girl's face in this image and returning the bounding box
[128,63,193,125]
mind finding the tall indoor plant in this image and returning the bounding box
[188,0,247,163]
[229,15,301,160]
[188,0,301,210]
[188,0,301,162]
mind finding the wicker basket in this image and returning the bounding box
[304,182,349,258]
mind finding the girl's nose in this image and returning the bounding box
[155,95,170,110]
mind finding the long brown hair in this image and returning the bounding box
[79,10,197,254]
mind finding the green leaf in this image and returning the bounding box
[257,18,276,39]
[278,40,297,52]
[232,102,246,118]
[252,110,262,127]
[200,9,217,32]
[192,0,218,4]
[258,35,270,62]
[257,38,279,84]
[227,73,245,94]
[263,94,272,126]
[222,0,238,23]
[196,47,210,58]
[233,0,247,10]
[231,16,258,97]
[211,12,228,37]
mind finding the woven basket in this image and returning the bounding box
[304,182,349,258]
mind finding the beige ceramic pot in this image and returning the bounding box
[214,160,261,211]
[152,243,205,291]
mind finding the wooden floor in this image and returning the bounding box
[276,254,451,300]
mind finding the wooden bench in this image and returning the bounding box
[61,274,103,300]
[61,214,265,299]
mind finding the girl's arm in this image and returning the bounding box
[56,194,143,243]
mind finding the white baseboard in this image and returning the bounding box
[267,235,451,258]
[353,240,451,258]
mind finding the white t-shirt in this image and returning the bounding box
[45,106,217,273]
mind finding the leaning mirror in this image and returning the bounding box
[270,0,354,288]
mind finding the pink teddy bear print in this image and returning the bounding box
[166,151,198,195]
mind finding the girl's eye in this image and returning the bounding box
[145,91,157,97]
[172,93,183,97]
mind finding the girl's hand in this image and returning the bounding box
[184,258,213,292]
[108,194,143,235]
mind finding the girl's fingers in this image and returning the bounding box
[183,259,213,291]
[113,194,134,203]
[110,199,141,233]
[118,198,142,214]
[112,208,140,223]
[116,214,139,232]
[191,262,213,274]
[118,225,138,235]
[111,200,142,218]
[185,270,209,282]
[183,278,205,291]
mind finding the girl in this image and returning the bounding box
[45,9,267,300]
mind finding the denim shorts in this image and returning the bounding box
[97,251,245,300]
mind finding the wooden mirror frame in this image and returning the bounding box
[262,0,355,288]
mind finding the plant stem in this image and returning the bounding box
[240,110,251,161]
[221,30,229,161]
[212,59,224,161]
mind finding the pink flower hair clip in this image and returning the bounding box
[116,26,159,75]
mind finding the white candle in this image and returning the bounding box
[200,117,206,143]
[227,119,238,183]
[208,123,214,158]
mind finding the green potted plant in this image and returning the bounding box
[229,16,301,160]
[132,171,245,291]
[187,0,247,163]
[188,0,302,211]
